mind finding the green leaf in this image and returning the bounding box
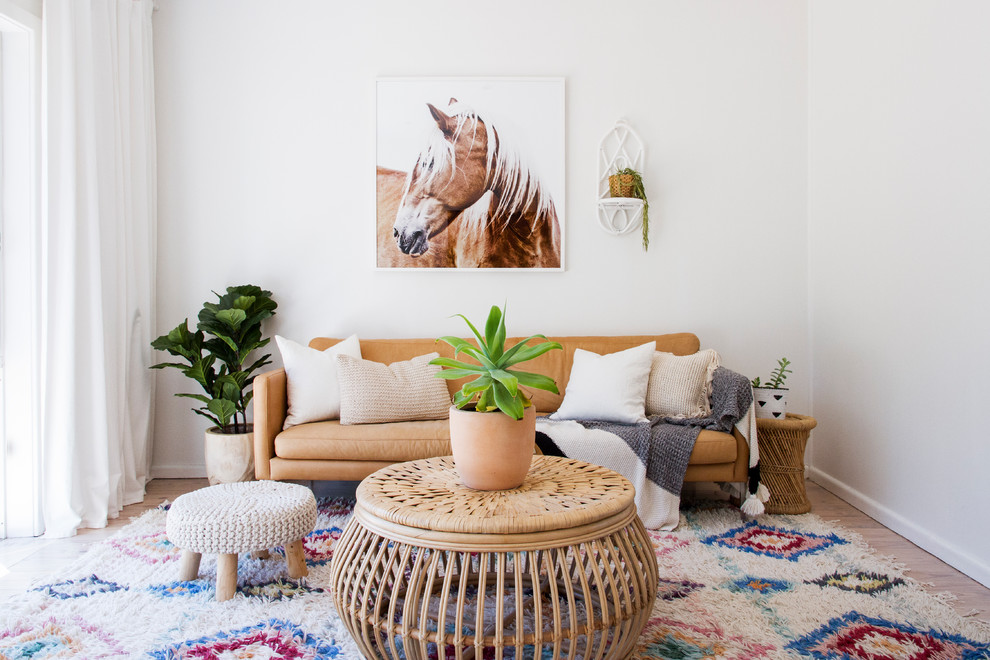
[476,388,495,412]
[435,336,476,358]
[242,355,273,377]
[452,390,473,409]
[501,340,563,368]
[217,375,241,401]
[500,335,547,364]
[461,375,493,395]
[175,393,212,404]
[211,332,240,357]
[484,305,500,347]
[507,369,559,394]
[150,361,193,371]
[215,308,247,330]
[184,356,215,389]
[490,369,518,396]
[492,304,507,362]
[434,368,480,380]
[465,347,499,371]
[231,295,256,311]
[452,314,486,352]
[207,398,237,427]
[492,382,524,420]
[429,357,483,372]
[192,408,223,428]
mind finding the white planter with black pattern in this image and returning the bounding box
[754,387,788,419]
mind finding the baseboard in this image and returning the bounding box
[150,464,206,479]
[807,467,990,589]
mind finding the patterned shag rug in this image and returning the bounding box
[1,498,988,659]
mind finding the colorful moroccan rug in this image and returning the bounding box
[1,498,987,659]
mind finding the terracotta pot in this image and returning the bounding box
[753,387,788,420]
[448,405,536,490]
[204,425,255,485]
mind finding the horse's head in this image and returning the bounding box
[393,100,494,257]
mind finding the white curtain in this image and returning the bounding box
[42,0,157,537]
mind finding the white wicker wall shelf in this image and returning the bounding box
[597,120,645,236]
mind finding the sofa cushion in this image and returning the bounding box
[645,349,721,419]
[274,419,452,462]
[274,420,735,465]
[551,341,656,424]
[276,334,362,429]
[336,352,451,425]
[692,430,738,464]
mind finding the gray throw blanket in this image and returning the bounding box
[535,367,754,529]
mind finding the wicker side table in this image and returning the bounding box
[756,413,818,514]
[329,455,658,660]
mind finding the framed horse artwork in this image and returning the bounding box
[376,78,565,270]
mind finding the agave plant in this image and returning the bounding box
[430,305,562,420]
[151,285,277,433]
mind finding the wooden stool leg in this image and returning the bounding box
[179,550,202,581]
[216,553,239,601]
[284,539,308,578]
[251,549,271,560]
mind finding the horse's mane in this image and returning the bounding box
[411,101,555,236]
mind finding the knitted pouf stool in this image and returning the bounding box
[166,481,317,601]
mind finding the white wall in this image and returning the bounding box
[151,0,809,477]
[808,1,990,587]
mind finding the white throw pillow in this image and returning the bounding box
[276,334,362,429]
[645,349,721,419]
[335,353,451,425]
[551,341,656,424]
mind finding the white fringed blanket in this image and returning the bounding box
[536,368,762,530]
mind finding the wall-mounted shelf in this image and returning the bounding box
[597,120,645,236]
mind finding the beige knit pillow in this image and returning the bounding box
[335,352,451,425]
[645,349,721,419]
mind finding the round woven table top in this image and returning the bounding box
[756,412,817,432]
[356,455,635,535]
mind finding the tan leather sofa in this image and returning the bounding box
[253,333,749,484]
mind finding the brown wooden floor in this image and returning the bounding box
[2,478,988,616]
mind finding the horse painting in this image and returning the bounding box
[381,99,561,269]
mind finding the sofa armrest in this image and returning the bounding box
[253,368,287,480]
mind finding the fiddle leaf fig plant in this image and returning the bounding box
[151,285,277,433]
[430,304,563,420]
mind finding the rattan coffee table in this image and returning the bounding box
[329,455,658,660]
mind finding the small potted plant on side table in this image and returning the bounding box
[751,357,791,419]
[431,304,562,490]
[750,357,818,513]
[151,285,277,484]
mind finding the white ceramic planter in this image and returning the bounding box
[753,387,788,419]
[448,405,536,490]
[204,426,255,485]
